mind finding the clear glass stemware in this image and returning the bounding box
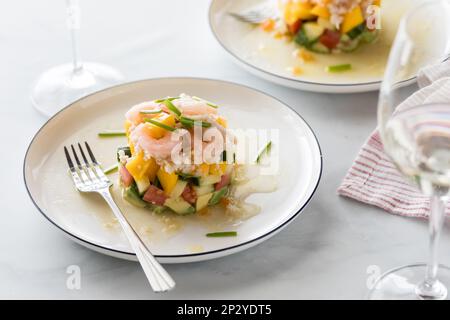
[369,0,450,300]
[31,0,124,117]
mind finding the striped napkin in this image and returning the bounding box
[338,60,450,218]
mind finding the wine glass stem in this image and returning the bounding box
[416,194,447,299]
[66,0,83,74]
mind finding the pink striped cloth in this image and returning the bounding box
[338,61,450,218]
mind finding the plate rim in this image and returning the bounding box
[208,0,416,89]
[23,77,323,259]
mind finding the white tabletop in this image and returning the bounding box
[3,0,450,299]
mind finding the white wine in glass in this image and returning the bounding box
[31,0,124,117]
[369,0,450,300]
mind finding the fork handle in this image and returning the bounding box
[98,189,176,292]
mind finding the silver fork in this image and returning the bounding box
[64,142,175,292]
[228,2,278,24]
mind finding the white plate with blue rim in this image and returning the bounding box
[209,0,419,93]
[23,78,322,263]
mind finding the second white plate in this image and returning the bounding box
[209,0,418,93]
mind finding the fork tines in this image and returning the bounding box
[64,142,109,189]
[228,4,277,24]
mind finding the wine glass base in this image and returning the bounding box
[31,62,124,117]
[368,263,450,300]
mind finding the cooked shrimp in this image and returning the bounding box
[172,95,218,116]
[125,101,162,126]
[130,123,186,160]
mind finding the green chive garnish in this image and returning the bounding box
[326,64,352,73]
[163,99,182,117]
[180,116,211,128]
[192,96,219,108]
[98,131,127,137]
[256,141,272,163]
[155,96,179,103]
[139,109,162,115]
[104,164,118,175]
[206,231,237,238]
[144,118,176,132]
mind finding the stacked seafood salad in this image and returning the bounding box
[118,94,240,216]
[262,0,381,54]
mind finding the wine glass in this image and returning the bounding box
[30,0,124,117]
[369,0,450,300]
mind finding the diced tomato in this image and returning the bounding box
[143,185,168,206]
[119,165,134,187]
[215,174,231,191]
[181,185,197,205]
[287,20,302,35]
[319,29,341,49]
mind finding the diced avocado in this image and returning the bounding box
[338,36,360,52]
[199,175,221,186]
[122,184,147,208]
[193,184,215,196]
[196,193,213,211]
[309,42,330,54]
[347,23,365,39]
[170,180,188,198]
[303,22,325,43]
[208,187,229,206]
[164,198,195,215]
[135,178,150,195]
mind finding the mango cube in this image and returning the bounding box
[146,113,175,139]
[157,167,179,196]
[341,5,364,34]
[126,152,159,182]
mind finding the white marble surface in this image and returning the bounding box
[2,0,450,299]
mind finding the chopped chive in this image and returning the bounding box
[326,64,352,73]
[155,96,179,103]
[163,99,182,117]
[256,141,272,163]
[144,118,176,132]
[180,116,211,128]
[206,231,237,238]
[192,96,219,108]
[104,164,118,175]
[139,109,162,115]
[98,131,127,137]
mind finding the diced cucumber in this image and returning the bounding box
[196,193,213,211]
[116,146,131,162]
[302,22,325,43]
[317,17,335,31]
[361,29,379,43]
[199,175,221,186]
[193,184,215,196]
[122,184,147,208]
[164,198,196,215]
[208,187,229,206]
[338,37,360,52]
[123,183,167,213]
[135,178,150,195]
[294,28,310,47]
[170,180,188,198]
[309,42,330,54]
[149,204,167,214]
[347,23,365,40]
[178,173,200,186]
